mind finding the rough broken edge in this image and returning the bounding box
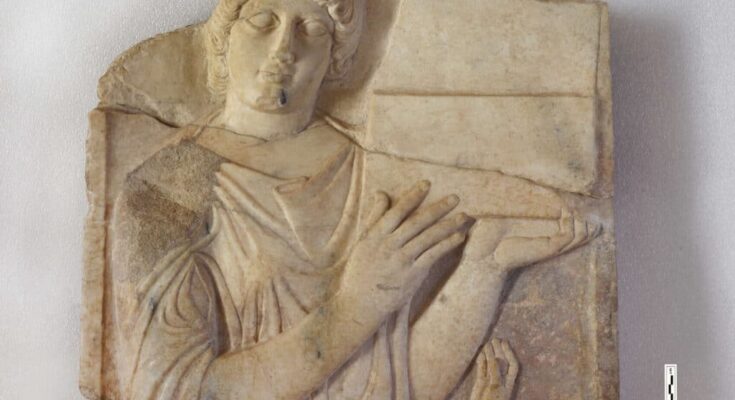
[595,2,615,199]
[592,5,620,398]
[80,110,108,399]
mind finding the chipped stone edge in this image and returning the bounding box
[80,110,108,400]
[595,2,615,198]
[97,24,209,128]
[592,5,621,398]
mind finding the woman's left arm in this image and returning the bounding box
[408,211,599,400]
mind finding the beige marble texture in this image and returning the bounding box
[82,0,617,399]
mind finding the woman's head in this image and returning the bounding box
[205,0,364,114]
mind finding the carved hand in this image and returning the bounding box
[470,339,519,400]
[464,208,601,276]
[337,181,470,322]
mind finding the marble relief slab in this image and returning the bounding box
[81,0,618,399]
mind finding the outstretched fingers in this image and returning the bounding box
[403,212,470,259]
[500,340,519,391]
[365,191,391,233]
[493,236,557,270]
[391,194,460,247]
[488,339,502,389]
[549,208,575,250]
[471,339,519,400]
[494,208,574,268]
[470,342,491,400]
[561,216,587,252]
[376,181,431,235]
[414,232,467,271]
[564,219,603,253]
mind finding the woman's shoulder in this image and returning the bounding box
[110,138,223,284]
[122,136,226,211]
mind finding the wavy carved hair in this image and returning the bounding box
[205,0,365,101]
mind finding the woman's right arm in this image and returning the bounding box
[200,181,468,400]
[199,289,385,400]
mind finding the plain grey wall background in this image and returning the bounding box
[1,0,733,398]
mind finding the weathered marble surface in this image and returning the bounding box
[82,0,618,399]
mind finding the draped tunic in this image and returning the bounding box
[125,138,410,399]
[110,116,566,400]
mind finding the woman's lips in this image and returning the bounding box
[259,69,293,84]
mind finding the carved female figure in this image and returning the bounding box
[109,0,599,399]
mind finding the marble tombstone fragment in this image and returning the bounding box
[81,0,617,399]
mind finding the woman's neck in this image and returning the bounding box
[217,99,314,141]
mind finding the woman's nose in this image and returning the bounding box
[272,50,295,65]
[272,24,296,65]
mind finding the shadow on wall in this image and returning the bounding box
[611,8,715,400]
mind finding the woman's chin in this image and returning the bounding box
[250,96,292,114]
[254,97,284,112]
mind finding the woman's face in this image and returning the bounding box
[226,0,334,114]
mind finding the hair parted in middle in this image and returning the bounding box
[204,0,365,101]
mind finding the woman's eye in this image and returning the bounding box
[246,12,278,30]
[299,20,329,37]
